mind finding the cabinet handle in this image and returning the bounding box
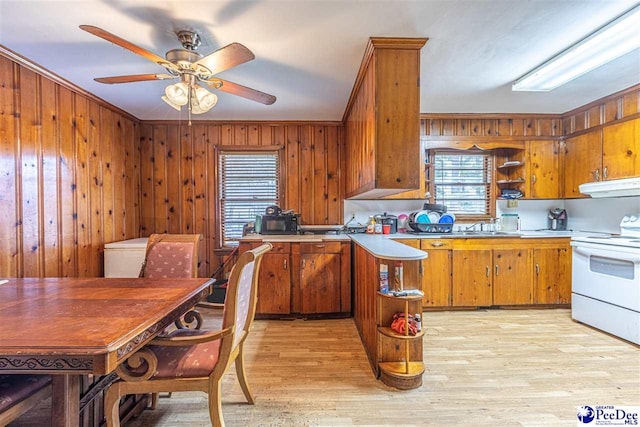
[535,263,540,275]
[603,166,608,180]
[301,259,305,269]
[283,259,287,270]
[532,174,537,184]
[419,263,424,278]
[486,266,490,277]
[431,241,444,247]
[594,168,600,181]
[314,244,325,248]
[495,265,499,276]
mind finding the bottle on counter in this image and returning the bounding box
[374,215,383,234]
[379,264,389,293]
[394,261,404,291]
[366,216,376,234]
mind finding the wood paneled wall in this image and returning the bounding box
[0,53,140,278]
[562,84,640,136]
[138,122,344,276]
[422,114,563,140]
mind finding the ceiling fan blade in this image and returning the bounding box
[193,43,255,75]
[80,25,178,72]
[209,79,276,105]
[94,74,177,84]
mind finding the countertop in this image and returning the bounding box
[240,234,351,243]
[348,234,428,261]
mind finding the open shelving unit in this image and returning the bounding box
[377,290,425,389]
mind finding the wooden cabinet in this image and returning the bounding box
[452,249,493,306]
[492,248,532,305]
[239,242,292,315]
[527,140,560,199]
[562,131,602,198]
[563,119,639,198]
[602,118,640,180]
[344,38,426,199]
[533,245,571,305]
[398,237,571,309]
[352,240,427,390]
[240,240,350,316]
[298,242,350,314]
[419,239,452,307]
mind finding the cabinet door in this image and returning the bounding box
[562,131,602,198]
[256,253,292,314]
[528,140,559,199]
[452,250,492,306]
[421,240,452,308]
[299,252,342,314]
[603,118,640,180]
[493,249,532,305]
[533,247,571,304]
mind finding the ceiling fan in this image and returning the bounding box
[80,25,276,118]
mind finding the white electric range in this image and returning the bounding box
[570,213,640,345]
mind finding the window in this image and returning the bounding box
[219,151,280,245]
[433,150,492,217]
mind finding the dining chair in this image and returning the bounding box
[139,233,202,279]
[0,374,51,426]
[104,242,272,427]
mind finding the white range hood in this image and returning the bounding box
[579,177,640,198]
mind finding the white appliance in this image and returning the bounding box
[104,238,149,277]
[579,177,640,198]
[571,214,640,345]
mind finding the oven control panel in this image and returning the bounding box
[620,213,640,237]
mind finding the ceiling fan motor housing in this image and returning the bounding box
[177,30,201,50]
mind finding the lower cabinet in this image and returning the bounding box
[240,242,292,315]
[397,237,571,309]
[239,240,351,316]
[420,239,453,307]
[297,242,351,314]
[452,249,493,306]
[492,248,532,305]
[533,246,572,304]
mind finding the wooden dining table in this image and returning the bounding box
[0,276,213,427]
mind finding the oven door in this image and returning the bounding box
[571,241,640,311]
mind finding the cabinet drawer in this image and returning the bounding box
[421,239,453,250]
[300,241,342,253]
[268,242,291,254]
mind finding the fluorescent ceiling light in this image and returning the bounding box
[513,5,640,91]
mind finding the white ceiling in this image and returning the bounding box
[0,0,638,121]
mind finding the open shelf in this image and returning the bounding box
[378,326,425,339]
[377,291,424,301]
[496,161,524,169]
[496,179,525,184]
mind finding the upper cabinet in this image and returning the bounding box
[562,118,639,198]
[343,37,427,199]
[602,118,640,180]
[526,140,560,199]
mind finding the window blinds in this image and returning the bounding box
[219,151,279,245]
[434,151,492,215]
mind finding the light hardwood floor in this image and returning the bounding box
[10,309,640,426]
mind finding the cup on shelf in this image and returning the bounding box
[382,224,391,234]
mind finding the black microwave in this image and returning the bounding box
[261,214,299,234]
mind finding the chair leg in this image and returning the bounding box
[208,377,225,427]
[104,383,122,427]
[235,342,255,405]
[150,392,159,409]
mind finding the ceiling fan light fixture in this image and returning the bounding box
[161,95,182,111]
[194,86,218,112]
[165,81,189,105]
